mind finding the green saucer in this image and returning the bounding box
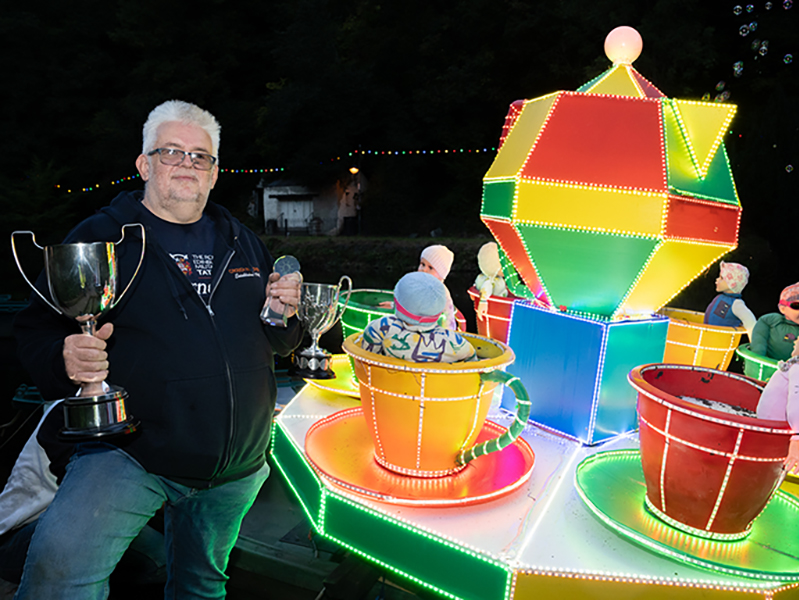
[575,449,799,581]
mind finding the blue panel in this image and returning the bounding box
[593,318,669,441]
[502,303,668,444]
[502,304,603,442]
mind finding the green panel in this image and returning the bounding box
[498,246,537,300]
[519,225,658,317]
[272,423,323,530]
[324,494,510,600]
[481,180,516,220]
[593,318,668,440]
[339,289,393,339]
[663,104,739,205]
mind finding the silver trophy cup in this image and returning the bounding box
[11,224,145,440]
[293,276,352,379]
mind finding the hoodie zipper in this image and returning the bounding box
[207,244,238,482]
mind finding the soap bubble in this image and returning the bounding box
[784,0,793,9]
[787,165,794,173]
[759,41,769,55]
[785,54,794,64]
[702,93,711,101]
[751,38,761,50]
[733,4,743,14]
[716,81,726,91]
[739,24,750,35]
[733,61,744,76]
[746,3,754,11]
[766,1,773,8]
[749,21,758,32]
[715,91,731,102]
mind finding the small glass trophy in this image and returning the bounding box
[260,255,301,327]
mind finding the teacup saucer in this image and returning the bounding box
[575,449,799,580]
[304,408,535,507]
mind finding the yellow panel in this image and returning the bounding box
[514,180,665,236]
[485,93,560,180]
[617,240,732,317]
[513,570,791,599]
[584,65,644,98]
[672,100,737,177]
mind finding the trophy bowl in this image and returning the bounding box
[12,225,145,440]
[293,276,352,379]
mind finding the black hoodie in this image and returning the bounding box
[14,191,304,488]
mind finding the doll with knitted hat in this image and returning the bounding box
[418,244,460,330]
[360,272,475,363]
[750,282,799,361]
[703,261,756,339]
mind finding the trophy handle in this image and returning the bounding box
[110,223,146,309]
[333,276,353,322]
[10,230,63,315]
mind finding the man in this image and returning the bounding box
[13,100,304,599]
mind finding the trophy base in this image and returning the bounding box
[292,349,336,380]
[59,385,140,441]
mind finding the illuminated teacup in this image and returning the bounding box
[629,363,793,540]
[342,332,531,478]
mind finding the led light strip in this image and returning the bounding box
[639,414,786,462]
[706,428,745,531]
[634,388,787,435]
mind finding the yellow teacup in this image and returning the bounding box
[342,332,530,478]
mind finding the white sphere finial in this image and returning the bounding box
[604,26,643,65]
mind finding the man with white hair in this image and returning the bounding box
[13,100,304,599]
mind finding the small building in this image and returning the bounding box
[256,176,366,236]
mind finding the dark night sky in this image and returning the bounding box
[0,0,796,314]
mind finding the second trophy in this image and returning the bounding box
[293,276,352,379]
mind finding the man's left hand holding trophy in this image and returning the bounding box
[261,255,302,327]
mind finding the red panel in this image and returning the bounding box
[631,71,665,99]
[498,99,526,149]
[665,196,740,244]
[482,218,546,301]
[522,93,665,191]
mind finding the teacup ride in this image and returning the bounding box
[735,343,779,382]
[657,307,746,371]
[302,332,535,506]
[577,362,799,580]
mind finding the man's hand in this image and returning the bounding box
[266,272,302,319]
[63,323,113,385]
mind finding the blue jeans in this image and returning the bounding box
[15,443,270,600]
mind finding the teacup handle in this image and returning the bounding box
[111,223,146,309]
[10,231,62,315]
[456,370,531,466]
[334,275,353,321]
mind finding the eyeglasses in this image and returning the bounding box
[147,148,217,171]
[779,300,799,310]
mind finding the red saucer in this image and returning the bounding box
[304,408,535,507]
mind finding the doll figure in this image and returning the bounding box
[703,261,756,338]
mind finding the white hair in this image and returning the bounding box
[142,100,221,158]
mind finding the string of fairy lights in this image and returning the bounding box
[54,146,498,194]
